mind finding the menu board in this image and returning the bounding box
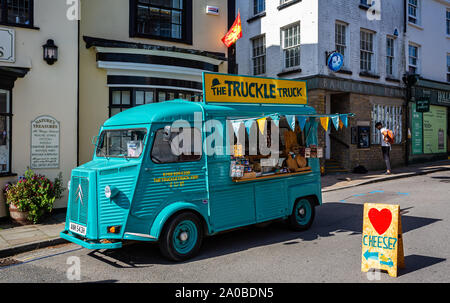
[423,105,447,154]
[411,103,423,155]
[31,116,60,169]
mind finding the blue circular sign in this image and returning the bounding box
[327,51,344,72]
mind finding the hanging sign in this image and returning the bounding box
[361,203,405,278]
[31,116,60,169]
[0,27,15,63]
[416,98,430,113]
[327,51,343,72]
[203,72,307,105]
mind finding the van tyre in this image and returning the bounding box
[159,212,203,262]
[288,197,315,231]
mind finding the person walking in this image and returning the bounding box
[375,122,393,175]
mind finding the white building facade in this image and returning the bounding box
[236,0,408,171]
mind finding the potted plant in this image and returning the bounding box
[4,169,64,225]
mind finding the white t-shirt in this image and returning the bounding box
[380,127,391,147]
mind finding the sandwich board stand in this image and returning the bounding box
[361,203,405,277]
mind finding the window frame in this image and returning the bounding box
[95,128,148,159]
[447,54,450,82]
[0,0,36,29]
[253,0,265,15]
[360,29,375,73]
[335,21,348,68]
[408,44,419,74]
[150,127,202,164]
[281,22,301,70]
[447,10,450,35]
[386,36,395,77]
[0,88,12,175]
[251,34,266,76]
[129,0,193,45]
[408,0,419,25]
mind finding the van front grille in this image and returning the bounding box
[69,176,89,225]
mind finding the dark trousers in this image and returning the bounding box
[381,146,391,171]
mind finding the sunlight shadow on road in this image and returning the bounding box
[399,255,446,276]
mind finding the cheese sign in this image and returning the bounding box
[202,72,307,105]
[361,203,405,277]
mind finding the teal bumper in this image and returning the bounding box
[60,231,122,249]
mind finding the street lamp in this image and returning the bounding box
[43,39,58,65]
[402,73,419,166]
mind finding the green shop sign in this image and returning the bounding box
[411,103,423,155]
[423,105,447,154]
[416,99,430,113]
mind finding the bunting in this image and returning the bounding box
[331,115,340,131]
[297,116,307,131]
[320,117,330,131]
[257,117,267,134]
[286,115,296,131]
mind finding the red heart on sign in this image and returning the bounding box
[368,208,392,235]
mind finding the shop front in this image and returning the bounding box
[409,79,450,163]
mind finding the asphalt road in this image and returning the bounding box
[0,170,449,283]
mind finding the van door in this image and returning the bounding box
[127,124,208,232]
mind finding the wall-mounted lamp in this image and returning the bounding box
[43,39,58,65]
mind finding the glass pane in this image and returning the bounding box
[145,91,154,104]
[96,129,147,158]
[158,92,166,102]
[135,91,144,105]
[0,115,10,172]
[110,108,121,117]
[122,91,131,105]
[112,91,121,105]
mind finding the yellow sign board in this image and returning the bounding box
[202,72,307,105]
[361,203,405,277]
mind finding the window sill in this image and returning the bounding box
[335,69,353,75]
[277,67,302,77]
[130,32,192,45]
[247,12,266,23]
[0,173,17,178]
[359,72,380,79]
[0,22,39,30]
[408,22,423,30]
[385,77,400,83]
[358,4,371,10]
[277,0,302,11]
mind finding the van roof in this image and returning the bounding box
[103,99,317,126]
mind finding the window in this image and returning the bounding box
[335,22,347,67]
[371,105,403,145]
[282,23,301,69]
[386,37,394,76]
[252,35,266,75]
[0,89,11,174]
[408,0,418,24]
[408,44,419,74]
[447,10,450,35]
[360,0,370,6]
[151,127,202,163]
[109,88,200,117]
[0,0,34,27]
[254,0,265,15]
[447,54,450,82]
[360,30,374,72]
[96,129,147,158]
[131,0,192,43]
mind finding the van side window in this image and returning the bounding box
[151,127,202,163]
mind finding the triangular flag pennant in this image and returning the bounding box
[232,121,242,136]
[340,114,348,128]
[320,117,330,131]
[331,115,340,130]
[270,114,280,127]
[297,116,307,131]
[286,115,296,131]
[339,119,344,130]
[244,119,254,134]
[257,117,267,134]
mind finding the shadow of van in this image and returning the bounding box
[87,202,442,268]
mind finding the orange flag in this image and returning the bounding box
[222,12,242,47]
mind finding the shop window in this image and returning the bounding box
[109,88,201,117]
[0,0,34,27]
[151,127,202,163]
[282,22,301,69]
[229,117,315,181]
[0,89,11,174]
[251,35,266,75]
[360,30,375,73]
[371,104,403,145]
[130,0,192,44]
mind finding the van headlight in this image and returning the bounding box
[67,181,71,191]
[105,185,119,199]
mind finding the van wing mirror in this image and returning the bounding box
[91,135,99,145]
[163,126,171,142]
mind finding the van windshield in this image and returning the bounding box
[96,129,147,158]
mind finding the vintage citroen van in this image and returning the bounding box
[60,99,322,261]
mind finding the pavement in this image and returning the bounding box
[0,158,449,259]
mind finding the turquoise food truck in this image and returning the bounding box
[60,74,339,261]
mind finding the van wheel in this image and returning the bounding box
[288,198,315,231]
[159,212,203,262]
